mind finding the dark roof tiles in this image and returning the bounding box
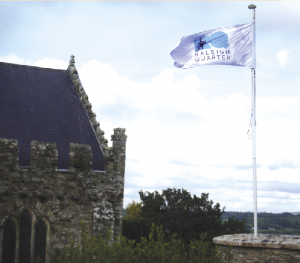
[0,62,104,170]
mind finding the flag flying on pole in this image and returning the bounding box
[170,23,253,69]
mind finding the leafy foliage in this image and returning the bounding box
[122,219,150,243]
[122,200,150,243]
[222,217,250,235]
[124,200,143,222]
[139,188,224,245]
[50,221,233,263]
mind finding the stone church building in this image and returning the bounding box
[0,56,127,263]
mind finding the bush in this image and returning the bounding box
[50,221,233,263]
[122,219,150,243]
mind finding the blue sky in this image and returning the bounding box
[1,1,300,213]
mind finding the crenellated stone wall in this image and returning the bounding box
[0,129,126,263]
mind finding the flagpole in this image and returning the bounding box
[248,4,257,237]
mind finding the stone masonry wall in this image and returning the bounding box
[217,245,300,263]
[0,132,126,263]
[104,128,127,238]
[214,233,300,263]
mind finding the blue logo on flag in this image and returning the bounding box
[194,31,229,52]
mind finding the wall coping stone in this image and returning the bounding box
[213,234,300,250]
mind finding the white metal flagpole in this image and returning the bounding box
[248,4,257,237]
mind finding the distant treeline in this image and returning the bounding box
[221,212,300,232]
[222,211,300,219]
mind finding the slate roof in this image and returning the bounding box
[0,62,104,170]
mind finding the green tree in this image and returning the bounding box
[138,188,224,246]
[122,200,150,243]
[124,200,143,221]
[222,217,250,235]
[122,219,150,243]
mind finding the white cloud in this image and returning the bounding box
[1,0,300,214]
[3,56,293,212]
[33,58,68,70]
[0,53,31,65]
[0,55,68,71]
[276,50,290,66]
[78,60,122,106]
[77,60,300,212]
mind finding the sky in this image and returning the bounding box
[1,1,300,213]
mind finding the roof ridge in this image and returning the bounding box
[0,61,67,72]
[67,55,109,153]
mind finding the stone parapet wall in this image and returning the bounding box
[214,233,300,263]
[69,143,93,172]
[0,139,19,173]
[217,245,300,263]
[30,141,58,170]
[0,131,126,262]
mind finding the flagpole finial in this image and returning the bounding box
[248,4,256,9]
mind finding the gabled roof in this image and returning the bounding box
[0,60,105,170]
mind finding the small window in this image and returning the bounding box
[34,220,47,263]
[19,210,32,263]
[2,219,16,263]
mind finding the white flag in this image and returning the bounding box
[170,23,253,69]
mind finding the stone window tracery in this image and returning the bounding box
[34,220,47,263]
[2,219,16,263]
[1,209,48,263]
[19,210,32,263]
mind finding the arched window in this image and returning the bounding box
[19,210,32,263]
[2,218,16,263]
[34,220,47,263]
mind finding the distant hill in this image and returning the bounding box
[222,211,300,235]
